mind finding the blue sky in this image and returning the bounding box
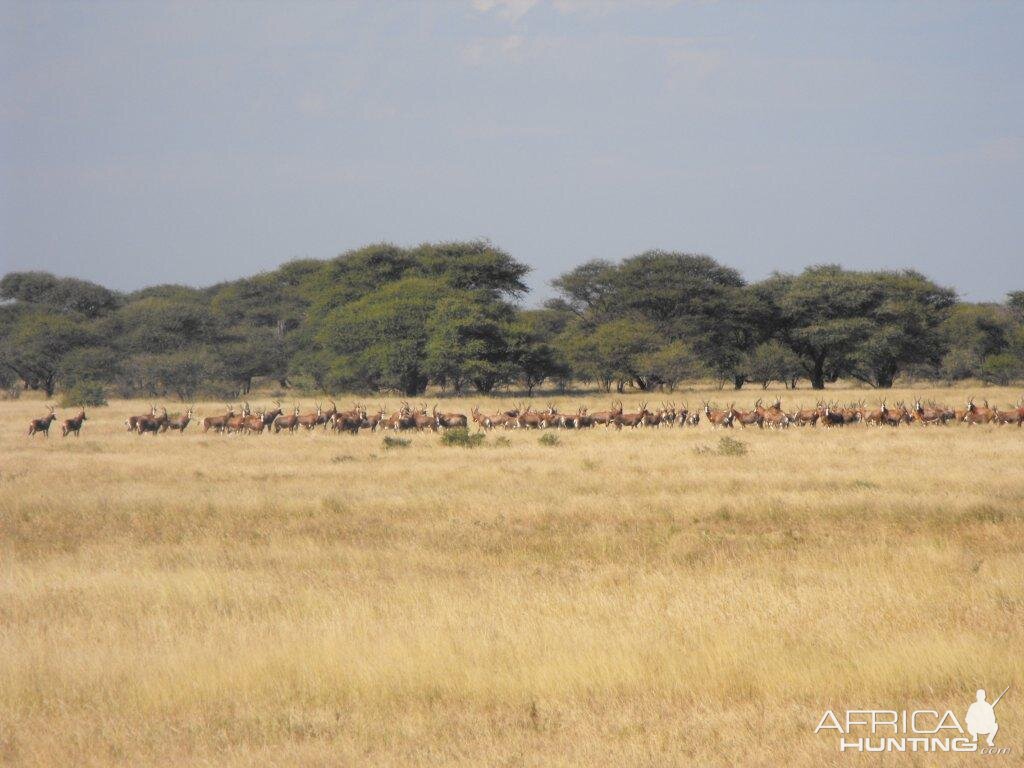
[1,0,1021,302]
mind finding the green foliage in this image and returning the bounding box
[0,311,92,395]
[60,381,108,407]
[744,341,803,389]
[0,272,120,318]
[382,435,411,450]
[440,427,486,447]
[981,353,1023,385]
[538,433,560,447]
[716,437,747,456]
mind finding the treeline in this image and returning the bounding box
[1,241,1022,400]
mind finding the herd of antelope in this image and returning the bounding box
[23,396,1024,438]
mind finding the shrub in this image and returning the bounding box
[382,435,411,450]
[492,436,511,447]
[717,436,747,457]
[538,433,560,447]
[440,427,486,448]
[60,380,108,407]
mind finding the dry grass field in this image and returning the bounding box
[1,386,1022,766]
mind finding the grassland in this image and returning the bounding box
[1,386,1022,766]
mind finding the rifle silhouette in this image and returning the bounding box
[992,685,1010,708]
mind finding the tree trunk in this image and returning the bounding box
[733,375,745,390]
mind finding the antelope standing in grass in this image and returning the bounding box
[28,406,58,437]
[615,402,650,429]
[703,402,734,429]
[273,405,301,433]
[202,405,235,434]
[297,402,323,431]
[61,408,87,437]
[167,407,194,433]
[126,404,157,432]
[137,407,169,435]
[589,401,623,428]
[433,404,469,430]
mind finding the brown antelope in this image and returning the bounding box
[433,404,469,430]
[471,406,510,431]
[703,402,734,429]
[862,401,890,427]
[331,406,363,435]
[818,403,847,428]
[385,402,417,431]
[28,406,58,437]
[654,403,677,427]
[411,404,437,432]
[166,406,194,433]
[297,402,323,431]
[260,401,283,431]
[126,404,157,432]
[912,398,951,426]
[273,405,301,433]
[316,400,338,429]
[991,400,1023,426]
[589,400,623,428]
[515,404,544,430]
[243,408,267,434]
[677,403,699,427]
[615,402,649,429]
[60,408,87,437]
[137,407,169,435]
[730,401,763,428]
[962,398,997,425]
[202,405,235,433]
[225,403,251,434]
[360,405,387,431]
[789,402,821,427]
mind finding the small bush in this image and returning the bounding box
[717,437,747,457]
[382,436,411,450]
[60,381,108,407]
[492,436,511,447]
[538,433,560,447]
[441,427,486,448]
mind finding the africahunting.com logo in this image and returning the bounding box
[815,686,1012,755]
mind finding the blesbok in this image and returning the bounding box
[411,403,437,432]
[962,398,997,425]
[360,406,387,432]
[991,400,1023,426]
[819,403,847,428]
[730,400,763,429]
[28,406,58,437]
[243,408,267,434]
[60,408,87,437]
[913,398,951,426]
[126,404,157,432]
[225,403,251,434]
[589,400,623,428]
[471,406,510,431]
[862,401,890,427]
[202,405,235,434]
[273,405,301,433]
[789,402,821,427]
[385,402,417,431]
[166,406,194,433]
[329,403,364,435]
[515,404,544,430]
[703,402,734,429]
[677,403,699,427]
[297,402,323,431]
[137,407,169,435]
[317,400,338,429]
[433,404,469,430]
[615,402,650,429]
[260,401,283,431]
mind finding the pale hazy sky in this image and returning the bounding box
[1,1,1022,302]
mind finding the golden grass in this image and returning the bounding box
[1,386,1022,766]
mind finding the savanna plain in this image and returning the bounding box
[1,386,1022,767]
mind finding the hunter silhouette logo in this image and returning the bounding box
[815,685,1012,755]
[966,687,1009,747]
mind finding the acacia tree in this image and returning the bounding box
[0,312,91,395]
[765,266,955,389]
